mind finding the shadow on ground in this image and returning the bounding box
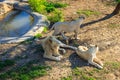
[69,52,89,69]
[81,13,115,28]
[0,40,48,73]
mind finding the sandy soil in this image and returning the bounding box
[0,0,120,80]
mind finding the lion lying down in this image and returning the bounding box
[36,36,103,68]
[75,44,103,69]
[37,36,77,61]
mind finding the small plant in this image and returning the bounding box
[43,26,48,33]
[47,9,64,23]
[34,33,43,38]
[72,67,81,76]
[61,76,72,80]
[77,10,100,17]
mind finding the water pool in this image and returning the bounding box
[0,10,33,37]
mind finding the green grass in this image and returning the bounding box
[34,33,43,39]
[29,0,67,14]
[0,63,51,80]
[29,0,47,14]
[43,26,49,33]
[70,61,120,80]
[29,0,66,23]
[0,60,15,70]
[105,62,120,69]
[72,67,96,80]
[116,0,120,3]
[77,10,100,17]
[61,76,72,80]
[47,9,64,23]
[44,2,68,13]
[108,23,120,28]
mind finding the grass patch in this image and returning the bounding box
[29,0,66,23]
[72,67,96,80]
[77,10,100,17]
[44,1,68,13]
[105,62,120,69]
[47,9,64,23]
[108,23,120,28]
[0,63,51,80]
[29,0,67,13]
[61,76,72,80]
[43,26,49,33]
[70,61,120,80]
[0,60,15,70]
[34,33,43,39]
[29,0,47,14]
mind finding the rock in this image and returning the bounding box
[20,0,28,2]
[0,3,13,17]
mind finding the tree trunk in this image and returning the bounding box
[112,3,120,15]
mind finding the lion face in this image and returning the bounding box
[48,36,59,47]
[88,44,99,54]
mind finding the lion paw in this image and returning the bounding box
[56,57,61,61]
[76,37,80,40]
[59,55,63,58]
[98,66,103,69]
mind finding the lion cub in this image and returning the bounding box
[38,36,76,61]
[75,44,103,69]
[49,16,85,40]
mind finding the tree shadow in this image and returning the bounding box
[81,13,115,28]
[0,41,48,73]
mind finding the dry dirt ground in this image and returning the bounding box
[0,0,120,80]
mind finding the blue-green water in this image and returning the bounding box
[0,11,33,37]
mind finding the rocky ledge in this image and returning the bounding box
[0,2,50,44]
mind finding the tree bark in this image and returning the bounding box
[112,3,120,15]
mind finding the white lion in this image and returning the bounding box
[49,16,85,40]
[75,44,103,69]
[36,36,77,61]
